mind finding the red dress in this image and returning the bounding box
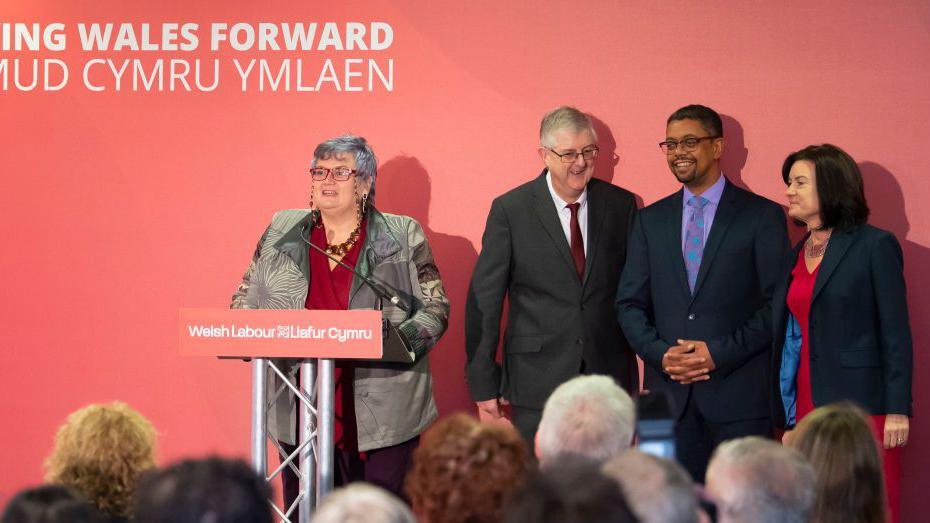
[305,218,367,452]
[787,251,901,523]
[786,254,818,420]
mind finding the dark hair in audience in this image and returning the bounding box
[505,457,639,523]
[134,457,271,523]
[788,402,887,523]
[781,143,870,230]
[667,105,723,138]
[1,485,105,523]
[405,413,528,523]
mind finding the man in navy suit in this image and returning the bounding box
[616,105,789,481]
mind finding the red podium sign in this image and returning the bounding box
[178,308,384,358]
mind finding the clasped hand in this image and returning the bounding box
[663,339,716,384]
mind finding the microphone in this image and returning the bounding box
[300,222,414,313]
[300,220,420,363]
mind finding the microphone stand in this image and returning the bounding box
[301,222,416,363]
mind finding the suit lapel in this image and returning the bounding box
[532,172,580,282]
[664,190,691,298]
[811,229,855,304]
[691,180,742,300]
[582,182,607,288]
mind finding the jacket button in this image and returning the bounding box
[688,313,696,320]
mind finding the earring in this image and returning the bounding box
[361,193,369,212]
[308,184,315,211]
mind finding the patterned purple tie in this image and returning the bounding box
[684,195,709,293]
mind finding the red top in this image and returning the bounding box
[306,218,367,452]
[786,252,820,420]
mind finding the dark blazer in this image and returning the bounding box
[617,179,789,422]
[771,224,913,428]
[465,171,638,409]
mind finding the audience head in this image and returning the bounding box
[603,449,701,523]
[788,402,887,523]
[1,485,105,523]
[134,456,271,523]
[405,413,527,523]
[44,401,156,518]
[313,483,415,523]
[505,456,638,523]
[705,436,814,523]
[535,375,635,466]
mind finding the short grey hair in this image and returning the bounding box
[709,437,815,523]
[603,449,700,523]
[312,483,415,523]
[539,106,598,147]
[312,134,378,205]
[536,375,635,465]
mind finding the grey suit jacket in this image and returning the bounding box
[466,172,638,410]
[232,208,449,451]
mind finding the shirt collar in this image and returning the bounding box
[683,173,726,207]
[546,170,588,210]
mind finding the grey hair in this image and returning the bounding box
[536,375,635,465]
[539,106,598,148]
[603,449,700,523]
[312,483,415,523]
[312,134,378,206]
[710,437,815,523]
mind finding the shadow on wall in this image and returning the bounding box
[720,114,750,191]
[590,114,644,209]
[376,155,477,416]
[859,161,928,518]
[721,113,807,244]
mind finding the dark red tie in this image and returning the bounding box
[567,202,585,280]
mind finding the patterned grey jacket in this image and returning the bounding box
[231,208,449,451]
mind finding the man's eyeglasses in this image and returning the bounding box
[658,136,719,154]
[310,167,357,181]
[547,146,599,164]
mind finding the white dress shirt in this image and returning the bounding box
[546,171,588,255]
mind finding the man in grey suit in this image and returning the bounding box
[465,106,638,441]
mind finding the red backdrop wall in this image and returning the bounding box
[2,0,927,518]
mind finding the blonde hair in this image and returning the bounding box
[789,402,887,523]
[44,401,156,518]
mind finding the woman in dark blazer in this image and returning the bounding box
[772,143,912,523]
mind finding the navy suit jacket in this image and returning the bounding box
[771,224,913,428]
[617,179,789,422]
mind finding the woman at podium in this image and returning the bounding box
[231,135,450,504]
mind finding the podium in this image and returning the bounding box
[179,308,415,523]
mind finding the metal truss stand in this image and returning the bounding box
[250,358,335,523]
